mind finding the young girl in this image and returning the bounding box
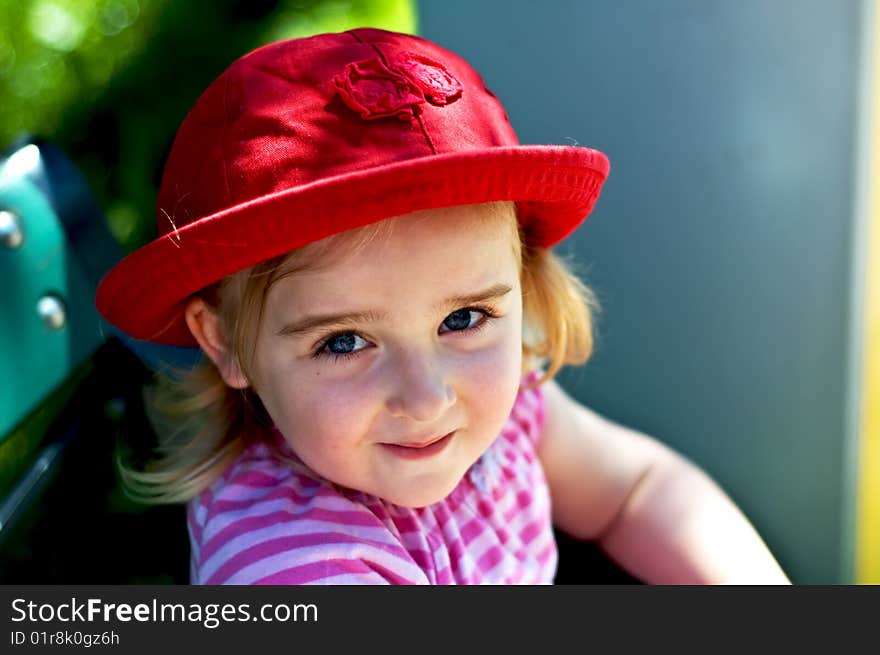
[97,28,790,584]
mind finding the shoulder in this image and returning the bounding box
[538,378,672,468]
[188,442,430,585]
[501,371,547,449]
[536,377,676,539]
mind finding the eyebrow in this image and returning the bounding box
[275,282,513,338]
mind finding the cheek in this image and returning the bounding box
[455,321,523,425]
[304,380,376,442]
[458,341,520,392]
[261,364,379,455]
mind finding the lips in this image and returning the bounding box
[381,431,455,460]
[400,433,450,448]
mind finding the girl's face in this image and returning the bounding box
[251,203,524,507]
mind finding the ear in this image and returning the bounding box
[184,297,250,389]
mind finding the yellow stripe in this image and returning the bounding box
[857,0,880,585]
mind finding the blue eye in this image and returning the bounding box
[323,333,368,355]
[314,306,499,361]
[442,308,477,331]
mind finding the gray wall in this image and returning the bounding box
[419,0,868,583]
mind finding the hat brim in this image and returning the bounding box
[96,145,609,346]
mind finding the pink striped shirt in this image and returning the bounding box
[187,378,556,584]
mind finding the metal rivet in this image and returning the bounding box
[0,210,23,249]
[37,295,67,331]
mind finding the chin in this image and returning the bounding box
[380,475,463,509]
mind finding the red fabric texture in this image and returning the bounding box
[96,28,610,345]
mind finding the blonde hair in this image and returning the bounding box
[118,202,598,504]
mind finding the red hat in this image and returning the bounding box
[96,28,610,346]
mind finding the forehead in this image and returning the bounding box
[266,203,520,309]
[274,201,518,277]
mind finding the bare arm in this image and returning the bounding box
[537,379,790,584]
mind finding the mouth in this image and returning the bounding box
[381,431,456,460]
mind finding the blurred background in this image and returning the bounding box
[0,0,876,584]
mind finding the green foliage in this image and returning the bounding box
[0,0,417,250]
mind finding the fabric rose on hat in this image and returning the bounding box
[334,52,463,121]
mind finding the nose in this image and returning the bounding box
[384,348,456,422]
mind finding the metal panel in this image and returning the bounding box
[0,142,110,441]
